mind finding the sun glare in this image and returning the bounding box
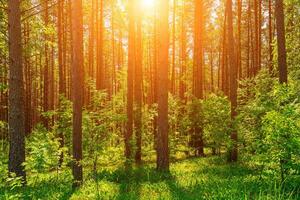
[141,0,155,9]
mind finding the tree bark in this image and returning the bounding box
[192,0,204,156]
[275,0,288,84]
[71,0,84,188]
[268,0,273,73]
[96,0,105,90]
[134,8,142,164]
[8,0,26,182]
[156,0,169,171]
[125,0,135,163]
[227,0,238,162]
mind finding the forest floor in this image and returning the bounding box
[1,156,299,200]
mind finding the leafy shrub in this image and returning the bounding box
[238,69,300,179]
[261,84,300,179]
[202,93,231,155]
[83,87,126,171]
[25,124,62,173]
[168,95,190,157]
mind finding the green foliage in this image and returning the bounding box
[140,103,157,159]
[185,98,204,152]
[83,81,126,169]
[285,0,300,82]
[261,85,300,177]
[238,69,300,179]
[168,95,190,157]
[25,124,62,173]
[0,162,24,199]
[0,120,7,136]
[202,93,231,153]
[54,96,73,151]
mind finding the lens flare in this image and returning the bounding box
[141,0,155,8]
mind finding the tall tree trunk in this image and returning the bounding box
[268,0,273,73]
[246,0,251,78]
[156,0,169,171]
[210,47,214,92]
[237,0,242,79]
[24,21,31,136]
[179,0,186,101]
[171,0,176,95]
[221,2,228,95]
[275,0,287,84]
[8,0,26,182]
[71,0,84,188]
[87,0,95,103]
[134,8,142,164]
[192,0,204,156]
[152,5,158,151]
[254,0,261,74]
[43,0,49,129]
[111,1,116,96]
[58,0,65,167]
[227,0,238,162]
[126,0,135,163]
[96,0,105,90]
[258,0,262,71]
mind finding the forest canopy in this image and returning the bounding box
[0,0,300,199]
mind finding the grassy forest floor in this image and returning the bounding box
[1,156,299,200]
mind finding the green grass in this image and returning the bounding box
[1,156,299,200]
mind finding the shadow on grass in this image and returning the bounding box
[94,165,172,184]
[0,173,74,200]
[92,165,174,200]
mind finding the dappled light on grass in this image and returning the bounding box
[71,157,299,199]
[1,156,299,199]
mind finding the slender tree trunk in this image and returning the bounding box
[152,5,158,151]
[156,0,169,171]
[221,3,228,95]
[193,0,204,156]
[126,0,135,163]
[96,0,105,90]
[247,0,251,78]
[258,0,262,71]
[87,0,95,104]
[111,1,116,96]
[210,47,214,92]
[8,0,26,182]
[71,0,84,188]
[171,0,176,95]
[268,0,273,73]
[275,0,287,83]
[179,1,186,101]
[227,0,238,162]
[134,8,142,164]
[24,21,31,136]
[58,0,65,167]
[43,0,49,129]
[237,0,242,79]
[254,0,261,74]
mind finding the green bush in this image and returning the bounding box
[202,93,231,154]
[238,69,300,179]
[25,124,62,173]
